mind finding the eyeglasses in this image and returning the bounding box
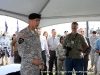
[81,31,84,33]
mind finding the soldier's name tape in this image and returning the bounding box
[41,71,100,73]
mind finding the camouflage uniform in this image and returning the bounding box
[94,53,99,74]
[97,56,100,75]
[89,36,99,67]
[56,43,66,75]
[94,38,100,75]
[17,27,43,75]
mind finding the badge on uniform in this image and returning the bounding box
[18,34,25,44]
[71,41,74,44]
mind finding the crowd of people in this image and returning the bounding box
[0,13,100,75]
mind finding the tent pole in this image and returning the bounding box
[86,21,89,37]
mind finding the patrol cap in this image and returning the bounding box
[72,22,78,25]
[60,36,64,43]
[92,31,97,34]
[28,13,41,20]
[60,36,65,38]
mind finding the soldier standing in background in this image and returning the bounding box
[64,31,68,36]
[17,13,44,75]
[63,31,68,38]
[56,36,66,75]
[96,27,100,36]
[95,38,100,75]
[89,31,99,74]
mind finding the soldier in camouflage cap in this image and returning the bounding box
[56,36,66,75]
[89,31,99,74]
[17,13,44,75]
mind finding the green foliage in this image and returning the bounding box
[57,34,62,37]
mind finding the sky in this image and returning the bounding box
[0,15,100,36]
[41,21,100,36]
[0,15,28,35]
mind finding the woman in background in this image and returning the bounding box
[56,36,66,75]
[43,31,48,40]
[43,31,49,72]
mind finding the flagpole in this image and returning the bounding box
[86,21,89,37]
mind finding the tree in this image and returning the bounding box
[57,34,62,38]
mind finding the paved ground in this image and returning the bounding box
[0,56,14,66]
[0,55,95,75]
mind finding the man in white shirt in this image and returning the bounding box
[47,29,59,75]
[37,28,50,75]
[0,34,10,47]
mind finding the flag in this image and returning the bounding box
[5,21,8,32]
[5,47,10,57]
[16,20,19,32]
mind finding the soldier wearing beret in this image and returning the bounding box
[17,13,44,75]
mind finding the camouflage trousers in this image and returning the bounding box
[97,56,100,74]
[20,64,40,75]
[57,59,65,75]
[94,54,99,74]
[90,54,95,67]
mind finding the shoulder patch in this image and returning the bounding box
[18,34,25,44]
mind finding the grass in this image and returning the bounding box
[47,73,94,75]
[48,74,94,75]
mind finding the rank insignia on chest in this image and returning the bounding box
[20,34,25,39]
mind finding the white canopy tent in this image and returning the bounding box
[0,0,100,28]
[0,1,100,74]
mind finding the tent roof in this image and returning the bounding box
[0,0,100,27]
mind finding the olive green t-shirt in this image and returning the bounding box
[64,33,88,59]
